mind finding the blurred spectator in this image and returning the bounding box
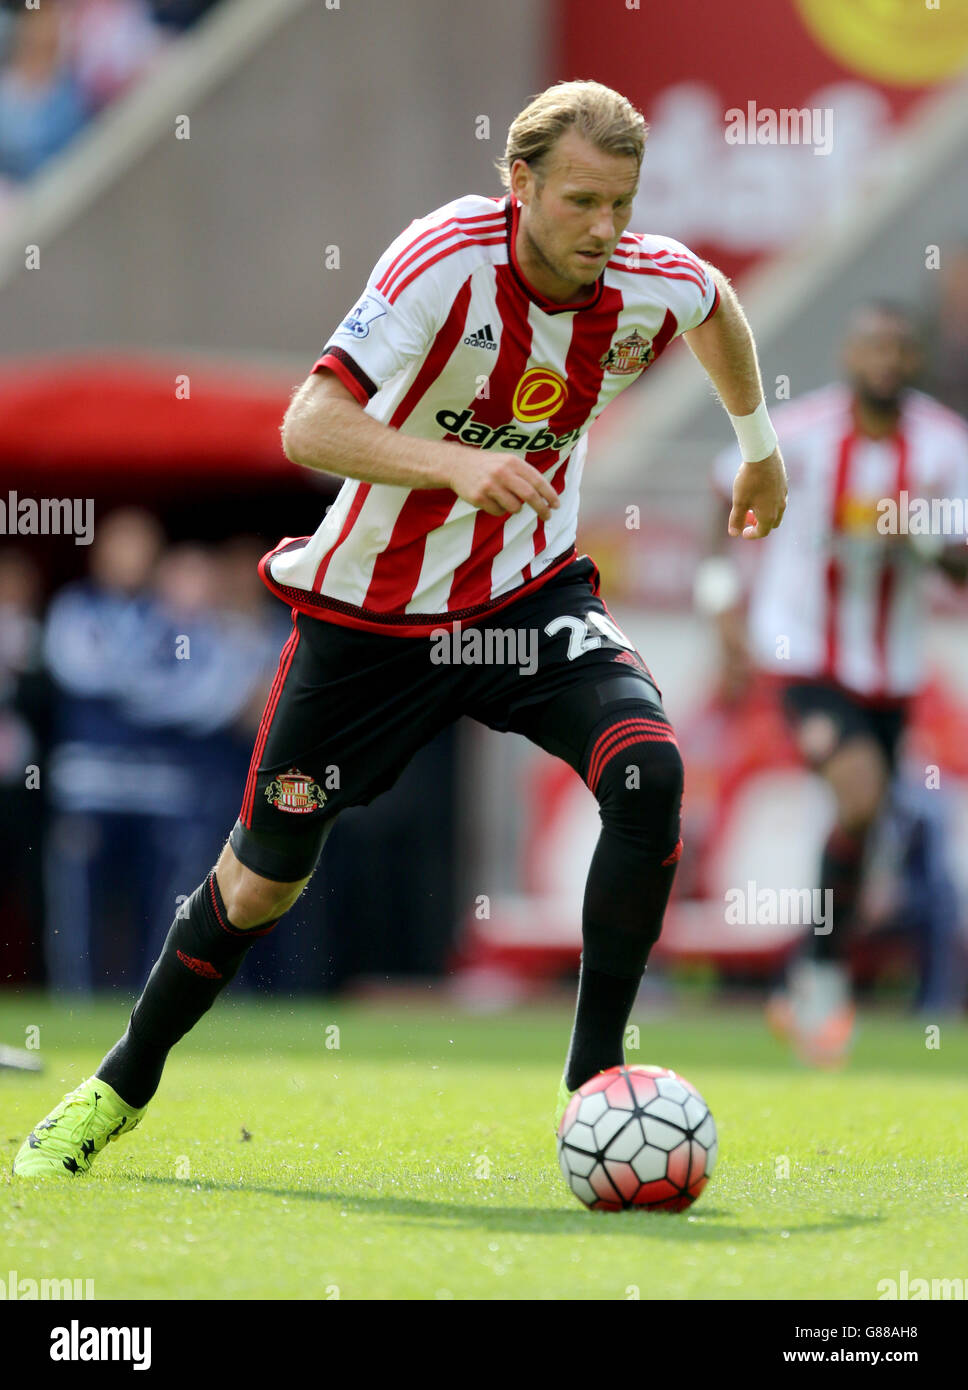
[43,507,173,991]
[130,540,285,980]
[146,0,220,33]
[62,0,163,114]
[0,0,219,192]
[42,516,292,992]
[0,2,87,182]
[0,551,50,984]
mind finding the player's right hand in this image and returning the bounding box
[446,448,561,522]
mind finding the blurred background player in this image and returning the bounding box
[0,549,49,986]
[702,302,968,1065]
[43,507,170,991]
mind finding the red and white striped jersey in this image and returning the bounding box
[713,384,968,699]
[262,192,719,634]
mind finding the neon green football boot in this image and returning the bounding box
[13,1076,145,1178]
[554,1075,575,1134]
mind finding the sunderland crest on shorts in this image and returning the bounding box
[265,768,326,814]
[599,329,654,375]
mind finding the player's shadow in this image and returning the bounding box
[135,1175,880,1239]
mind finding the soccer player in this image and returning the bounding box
[701,302,968,1065]
[15,80,786,1176]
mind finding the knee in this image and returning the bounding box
[587,721,684,852]
[215,846,307,930]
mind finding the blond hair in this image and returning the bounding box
[497,80,648,190]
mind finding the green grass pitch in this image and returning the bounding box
[2,994,966,1300]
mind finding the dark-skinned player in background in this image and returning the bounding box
[699,303,968,1065]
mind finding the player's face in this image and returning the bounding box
[842,312,922,411]
[511,129,639,301]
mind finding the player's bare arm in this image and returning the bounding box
[683,268,788,540]
[281,369,560,523]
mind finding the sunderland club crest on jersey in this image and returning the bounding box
[265,768,326,814]
[599,329,654,375]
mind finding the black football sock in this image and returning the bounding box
[564,840,679,1092]
[97,869,276,1108]
[565,731,682,1092]
[564,962,642,1092]
[811,824,866,963]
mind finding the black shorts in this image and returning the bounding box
[780,679,910,771]
[230,556,666,880]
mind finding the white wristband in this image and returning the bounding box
[728,400,777,463]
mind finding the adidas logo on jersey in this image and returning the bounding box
[463,324,497,351]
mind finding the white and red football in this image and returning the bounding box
[557,1064,718,1212]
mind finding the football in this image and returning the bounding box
[557,1064,718,1211]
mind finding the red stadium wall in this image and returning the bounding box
[0,357,295,480]
[0,356,328,594]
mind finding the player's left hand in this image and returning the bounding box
[727,448,788,539]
